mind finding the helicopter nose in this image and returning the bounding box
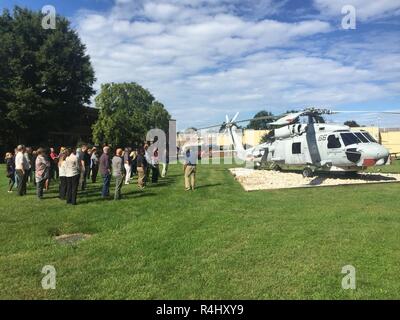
[358,144,390,166]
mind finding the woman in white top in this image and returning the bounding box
[151,149,160,183]
[35,148,50,199]
[90,147,99,183]
[58,148,68,200]
[65,148,81,205]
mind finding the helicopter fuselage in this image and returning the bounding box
[244,123,390,172]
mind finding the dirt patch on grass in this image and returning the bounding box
[230,168,400,191]
[54,233,92,245]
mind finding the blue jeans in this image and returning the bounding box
[101,173,111,197]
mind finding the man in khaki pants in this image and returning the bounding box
[136,148,147,189]
[184,147,197,191]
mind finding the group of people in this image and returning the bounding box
[4,143,168,205]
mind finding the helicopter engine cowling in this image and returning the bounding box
[275,124,307,139]
[274,126,291,139]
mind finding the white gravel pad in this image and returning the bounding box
[229,168,400,191]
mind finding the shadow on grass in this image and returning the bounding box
[194,183,222,189]
[41,195,64,200]
[36,177,177,202]
[309,177,327,186]
[146,178,176,188]
[77,190,157,204]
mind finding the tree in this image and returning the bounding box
[92,82,171,147]
[0,7,95,146]
[147,101,171,133]
[344,120,361,127]
[0,10,13,141]
[260,131,274,143]
[246,110,274,130]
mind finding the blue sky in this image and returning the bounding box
[2,0,400,128]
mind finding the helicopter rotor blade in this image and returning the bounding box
[190,108,400,132]
[232,112,239,122]
[197,124,222,131]
[196,114,279,131]
[234,116,276,124]
[331,110,400,114]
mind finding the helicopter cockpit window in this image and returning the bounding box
[292,142,301,154]
[362,132,377,143]
[327,135,341,148]
[354,132,368,143]
[340,133,361,146]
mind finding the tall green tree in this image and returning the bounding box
[92,82,171,147]
[246,110,274,130]
[147,101,171,133]
[0,10,14,141]
[0,7,95,146]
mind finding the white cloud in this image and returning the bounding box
[143,2,181,21]
[75,0,400,128]
[313,0,400,21]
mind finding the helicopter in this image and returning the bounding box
[197,108,400,177]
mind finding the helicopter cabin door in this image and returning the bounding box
[287,138,306,165]
[326,133,344,161]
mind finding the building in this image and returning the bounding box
[380,128,400,155]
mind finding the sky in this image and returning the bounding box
[2,0,400,129]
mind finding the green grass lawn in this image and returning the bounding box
[1,161,400,299]
[368,158,400,173]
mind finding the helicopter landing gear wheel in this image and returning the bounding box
[302,167,314,178]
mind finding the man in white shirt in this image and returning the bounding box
[65,148,81,205]
[24,147,32,185]
[123,147,132,185]
[144,143,151,184]
[184,146,198,191]
[15,145,30,196]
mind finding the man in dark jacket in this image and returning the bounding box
[78,145,91,191]
[5,152,15,193]
[99,146,111,198]
[136,148,147,189]
[90,147,99,183]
